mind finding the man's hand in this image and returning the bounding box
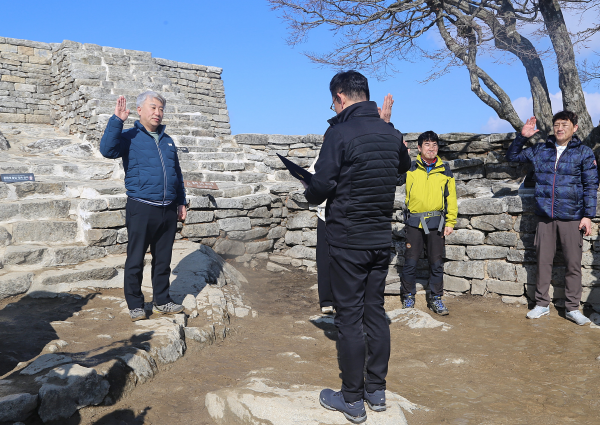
[521,117,539,138]
[579,217,592,237]
[403,140,410,155]
[443,227,454,237]
[178,205,187,222]
[114,95,130,121]
[378,94,394,123]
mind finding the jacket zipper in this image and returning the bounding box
[147,128,168,204]
[156,139,167,204]
[551,143,568,218]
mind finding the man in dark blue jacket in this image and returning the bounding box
[506,111,598,325]
[100,92,187,322]
[305,71,410,423]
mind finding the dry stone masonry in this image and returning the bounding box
[1,36,600,311]
[1,37,229,145]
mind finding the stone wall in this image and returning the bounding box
[154,58,229,133]
[75,131,600,306]
[0,37,53,124]
[2,36,599,307]
[0,36,230,145]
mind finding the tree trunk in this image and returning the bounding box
[447,0,554,136]
[539,0,595,141]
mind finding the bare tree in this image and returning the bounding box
[270,0,600,149]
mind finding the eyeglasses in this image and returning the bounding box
[330,92,343,112]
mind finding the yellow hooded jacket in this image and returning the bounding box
[405,154,458,229]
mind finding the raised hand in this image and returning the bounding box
[114,95,130,121]
[521,117,539,138]
[378,93,394,123]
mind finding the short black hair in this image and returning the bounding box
[417,131,439,147]
[329,70,370,101]
[552,110,578,126]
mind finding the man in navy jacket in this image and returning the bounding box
[305,71,410,423]
[100,92,187,321]
[506,111,598,325]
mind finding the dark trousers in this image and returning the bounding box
[124,199,178,309]
[535,218,583,312]
[401,225,445,297]
[328,245,391,403]
[316,219,333,308]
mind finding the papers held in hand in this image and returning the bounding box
[277,154,313,185]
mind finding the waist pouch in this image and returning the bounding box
[404,210,444,234]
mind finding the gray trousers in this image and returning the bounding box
[535,218,583,311]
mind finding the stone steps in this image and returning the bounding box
[26,255,127,298]
[0,199,72,223]
[1,243,108,271]
[0,254,125,299]
[10,220,80,244]
[170,135,221,147]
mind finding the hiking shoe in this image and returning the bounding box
[129,308,146,322]
[152,302,184,315]
[364,388,386,412]
[428,296,449,316]
[402,293,415,309]
[526,305,550,319]
[565,310,591,326]
[319,389,367,424]
[321,306,335,314]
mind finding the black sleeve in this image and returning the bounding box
[397,133,411,174]
[304,127,343,205]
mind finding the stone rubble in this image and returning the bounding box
[0,243,254,423]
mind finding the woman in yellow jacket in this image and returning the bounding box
[401,131,457,315]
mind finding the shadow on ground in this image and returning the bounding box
[0,294,94,376]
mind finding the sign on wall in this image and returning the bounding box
[1,173,35,183]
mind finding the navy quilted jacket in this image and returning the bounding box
[506,133,598,220]
[100,115,186,205]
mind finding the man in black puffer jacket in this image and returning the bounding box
[305,71,410,423]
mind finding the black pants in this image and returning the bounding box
[328,245,391,403]
[401,225,445,297]
[124,199,178,309]
[316,219,333,308]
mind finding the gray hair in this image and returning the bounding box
[136,91,167,109]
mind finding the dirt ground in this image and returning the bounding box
[6,266,600,425]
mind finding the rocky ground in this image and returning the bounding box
[2,265,599,424]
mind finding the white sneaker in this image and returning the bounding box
[526,305,550,319]
[565,310,591,326]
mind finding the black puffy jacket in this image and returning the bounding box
[304,101,411,249]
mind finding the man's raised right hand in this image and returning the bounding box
[114,95,130,121]
[521,117,539,138]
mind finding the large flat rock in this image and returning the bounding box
[205,377,423,425]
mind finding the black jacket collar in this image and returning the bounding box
[327,101,380,126]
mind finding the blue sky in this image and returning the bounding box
[2,1,599,135]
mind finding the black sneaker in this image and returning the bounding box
[364,388,386,412]
[428,296,449,316]
[402,293,415,309]
[153,302,184,315]
[319,389,367,424]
